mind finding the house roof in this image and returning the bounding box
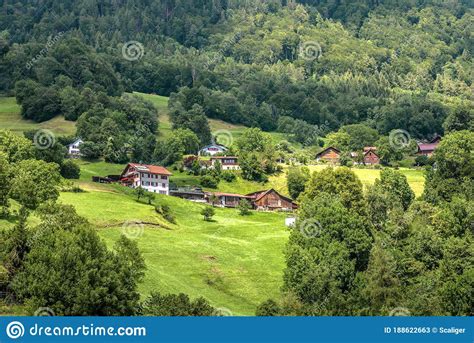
[418,143,438,152]
[363,146,377,152]
[210,192,252,198]
[200,144,228,150]
[316,146,341,157]
[124,163,172,176]
[430,135,442,143]
[68,138,83,147]
[246,189,296,204]
[364,149,379,157]
[210,156,238,159]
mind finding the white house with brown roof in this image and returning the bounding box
[120,163,172,195]
[210,156,240,170]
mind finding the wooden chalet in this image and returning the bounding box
[362,147,380,165]
[246,189,298,211]
[316,147,341,163]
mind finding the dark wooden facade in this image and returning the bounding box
[363,150,380,165]
[247,189,297,211]
[316,147,341,163]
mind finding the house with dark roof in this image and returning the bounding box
[170,186,207,203]
[417,136,441,157]
[210,156,240,170]
[246,189,298,211]
[207,192,253,208]
[316,147,341,163]
[120,163,172,195]
[199,143,228,156]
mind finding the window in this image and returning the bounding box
[159,191,166,195]
[162,176,168,180]
[162,183,166,188]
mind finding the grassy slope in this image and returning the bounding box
[0,97,76,136]
[59,168,289,315]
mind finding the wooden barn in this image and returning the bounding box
[247,189,297,211]
[363,147,380,165]
[316,147,341,163]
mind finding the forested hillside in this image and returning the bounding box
[1,0,472,140]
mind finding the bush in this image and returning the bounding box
[398,158,415,168]
[200,175,219,188]
[155,204,176,224]
[237,199,252,216]
[201,206,215,221]
[415,155,430,167]
[221,171,236,182]
[256,299,281,316]
[60,159,81,179]
[142,292,215,316]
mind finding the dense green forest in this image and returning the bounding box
[1,0,472,142]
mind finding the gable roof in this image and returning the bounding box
[418,143,438,152]
[316,146,341,158]
[123,163,172,176]
[68,138,83,147]
[246,188,296,204]
[200,144,228,151]
[210,192,253,198]
[364,149,379,158]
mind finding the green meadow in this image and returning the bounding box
[0,93,425,315]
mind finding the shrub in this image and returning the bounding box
[60,159,80,179]
[221,171,236,182]
[155,204,176,224]
[201,206,215,221]
[200,175,219,188]
[142,292,215,316]
[237,199,252,216]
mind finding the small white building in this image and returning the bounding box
[120,163,172,195]
[199,144,228,156]
[68,138,83,157]
[210,156,240,170]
